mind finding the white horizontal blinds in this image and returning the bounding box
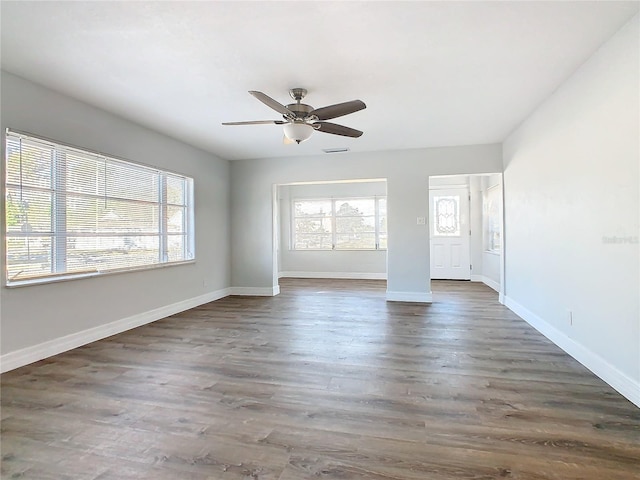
[292,196,387,251]
[6,136,55,280]
[5,131,194,284]
[65,154,161,273]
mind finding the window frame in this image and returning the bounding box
[291,196,387,251]
[4,129,195,287]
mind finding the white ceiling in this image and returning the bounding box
[1,1,638,161]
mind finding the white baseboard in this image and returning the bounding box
[482,276,501,292]
[229,286,279,296]
[471,275,501,293]
[279,271,387,280]
[504,295,640,409]
[0,287,231,374]
[386,290,432,303]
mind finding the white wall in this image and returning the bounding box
[0,71,231,369]
[503,15,639,406]
[482,251,501,289]
[231,145,503,302]
[429,176,470,188]
[279,181,387,279]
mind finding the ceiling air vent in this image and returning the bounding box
[322,147,350,154]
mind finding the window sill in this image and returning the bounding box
[290,249,387,252]
[4,260,196,288]
[483,250,501,256]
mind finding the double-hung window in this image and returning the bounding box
[293,197,387,250]
[4,130,195,286]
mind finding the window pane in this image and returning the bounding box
[378,214,387,234]
[378,198,387,217]
[103,161,159,202]
[66,195,159,234]
[294,234,332,250]
[335,199,375,216]
[6,235,53,281]
[167,205,185,233]
[65,152,102,195]
[294,200,332,217]
[433,195,460,236]
[293,197,332,249]
[167,234,186,262]
[295,217,331,235]
[336,216,375,233]
[167,175,186,205]
[65,195,99,233]
[336,233,376,249]
[484,186,502,252]
[6,138,52,189]
[67,235,160,272]
[379,233,388,249]
[5,187,52,233]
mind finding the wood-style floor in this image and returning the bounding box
[1,279,639,479]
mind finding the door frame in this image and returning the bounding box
[428,174,505,300]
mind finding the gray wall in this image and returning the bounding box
[0,71,231,356]
[231,145,503,300]
[503,15,639,403]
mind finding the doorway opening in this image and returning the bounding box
[428,174,503,295]
[274,179,388,288]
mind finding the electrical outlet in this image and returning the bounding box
[203,279,208,288]
[417,217,426,225]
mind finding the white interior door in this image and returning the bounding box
[429,187,471,280]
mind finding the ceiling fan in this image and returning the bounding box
[222,89,366,144]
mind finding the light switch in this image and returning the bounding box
[416,217,426,225]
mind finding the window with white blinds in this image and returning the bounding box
[4,130,195,286]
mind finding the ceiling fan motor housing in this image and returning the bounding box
[285,102,314,120]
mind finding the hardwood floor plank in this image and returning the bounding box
[2,279,638,479]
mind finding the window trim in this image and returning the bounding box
[4,129,196,287]
[291,196,387,251]
[4,259,195,288]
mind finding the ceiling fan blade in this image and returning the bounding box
[315,121,363,138]
[222,120,286,125]
[310,100,366,121]
[249,91,295,118]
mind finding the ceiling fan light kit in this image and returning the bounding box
[223,88,366,144]
[283,122,314,144]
